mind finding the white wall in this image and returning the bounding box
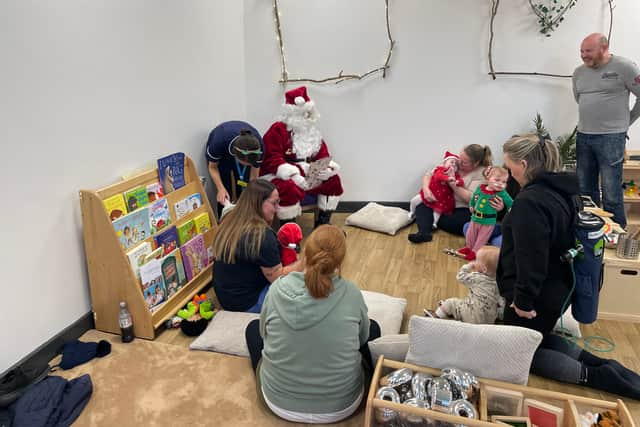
[244,0,640,201]
[0,1,245,371]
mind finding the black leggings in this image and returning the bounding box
[414,204,470,237]
[245,318,382,379]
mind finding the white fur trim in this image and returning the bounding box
[328,160,340,172]
[260,173,276,182]
[276,163,299,180]
[317,195,340,211]
[294,96,305,106]
[277,203,301,220]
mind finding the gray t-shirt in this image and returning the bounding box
[572,55,640,134]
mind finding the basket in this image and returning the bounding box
[616,234,640,260]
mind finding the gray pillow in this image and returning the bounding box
[189,311,260,357]
[345,202,413,235]
[368,334,409,366]
[361,290,407,336]
[404,316,542,385]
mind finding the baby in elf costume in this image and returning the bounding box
[408,151,465,226]
[458,166,513,260]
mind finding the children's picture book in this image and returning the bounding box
[148,198,171,234]
[139,259,167,311]
[126,241,153,279]
[193,212,211,234]
[485,385,524,417]
[113,207,151,250]
[187,193,202,211]
[305,157,332,190]
[180,234,209,282]
[102,193,128,221]
[146,181,164,202]
[123,185,150,212]
[523,398,563,427]
[173,198,191,220]
[491,416,532,427]
[160,248,187,298]
[177,219,197,246]
[157,152,185,193]
[143,246,164,264]
[154,225,179,255]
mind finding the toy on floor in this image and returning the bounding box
[177,294,216,336]
[277,222,303,266]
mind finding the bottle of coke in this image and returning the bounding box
[118,301,134,343]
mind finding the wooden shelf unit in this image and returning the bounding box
[365,357,635,427]
[624,150,640,226]
[79,156,217,339]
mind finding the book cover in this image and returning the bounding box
[123,185,150,212]
[149,198,171,234]
[146,181,164,202]
[187,193,202,211]
[161,248,187,298]
[180,234,209,282]
[174,198,190,220]
[102,193,128,221]
[193,212,211,234]
[305,157,332,190]
[176,219,196,246]
[113,207,151,250]
[143,246,164,264]
[157,152,185,193]
[139,259,167,311]
[126,241,153,279]
[154,225,178,255]
[524,398,563,427]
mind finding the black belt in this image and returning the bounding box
[473,212,497,219]
[294,157,312,163]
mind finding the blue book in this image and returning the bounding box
[154,225,179,255]
[157,152,185,193]
[113,207,151,250]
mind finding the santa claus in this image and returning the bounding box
[260,86,343,226]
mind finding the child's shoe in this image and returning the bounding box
[457,247,471,255]
[464,251,476,261]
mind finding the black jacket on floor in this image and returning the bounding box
[497,172,578,319]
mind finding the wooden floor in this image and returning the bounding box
[157,212,640,418]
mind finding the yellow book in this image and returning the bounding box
[102,194,128,221]
[193,212,211,234]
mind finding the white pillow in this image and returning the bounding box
[189,311,260,357]
[362,290,407,336]
[345,202,413,236]
[404,316,542,385]
[368,334,409,366]
[553,306,581,338]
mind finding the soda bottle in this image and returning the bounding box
[118,301,134,343]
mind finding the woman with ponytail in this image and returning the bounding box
[245,225,381,423]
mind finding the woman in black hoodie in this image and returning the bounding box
[499,134,640,400]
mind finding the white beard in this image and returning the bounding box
[281,103,323,159]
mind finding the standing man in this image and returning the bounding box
[205,121,264,216]
[572,33,640,229]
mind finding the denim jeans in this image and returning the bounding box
[576,132,626,228]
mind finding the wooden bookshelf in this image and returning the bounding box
[79,155,217,339]
[624,151,640,226]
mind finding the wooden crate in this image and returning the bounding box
[599,248,640,322]
[364,356,635,427]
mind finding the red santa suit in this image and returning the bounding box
[421,165,464,215]
[260,86,343,220]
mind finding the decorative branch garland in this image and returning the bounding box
[529,0,578,37]
[488,0,615,80]
[272,0,395,85]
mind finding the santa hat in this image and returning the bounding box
[443,151,459,162]
[285,86,311,106]
[277,222,303,249]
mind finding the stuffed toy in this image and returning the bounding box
[277,222,303,266]
[177,295,216,336]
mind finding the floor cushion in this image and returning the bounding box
[404,316,542,385]
[361,290,407,336]
[189,311,260,357]
[368,334,409,366]
[345,202,413,235]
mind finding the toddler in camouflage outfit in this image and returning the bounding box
[429,246,505,324]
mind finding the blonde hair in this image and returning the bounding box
[476,246,499,277]
[503,134,560,183]
[464,144,493,167]
[488,166,509,178]
[213,179,276,263]
[303,225,346,298]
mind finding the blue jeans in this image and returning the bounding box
[576,132,626,228]
[246,285,270,313]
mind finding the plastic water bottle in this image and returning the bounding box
[118,301,134,343]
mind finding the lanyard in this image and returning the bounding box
[235,159,248,186]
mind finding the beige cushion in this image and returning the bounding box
[189,311,260,357]
[345,202,413,236]
[361,290,407,336]
[404,316,542,385]
[368,334,409,366]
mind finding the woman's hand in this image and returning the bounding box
[510,303,537,319]
[489,195,504,211]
